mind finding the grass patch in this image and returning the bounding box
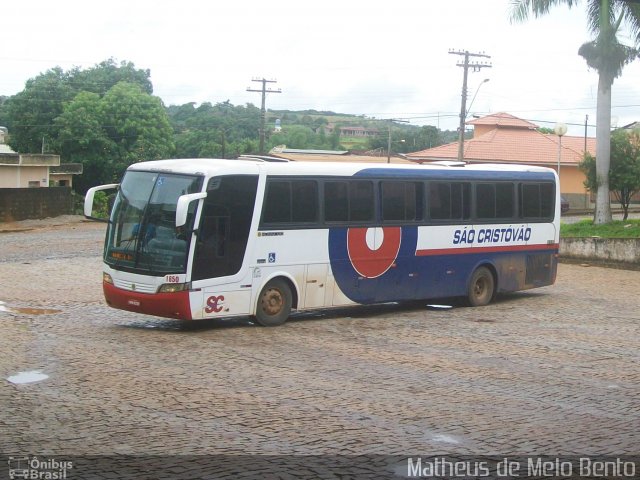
[560,219,640,238]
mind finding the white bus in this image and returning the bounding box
[84,157,560,326]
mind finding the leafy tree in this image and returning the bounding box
[55,82,174,193]
[329,124,342,149]
[4,67,75,153]
[100,82,174,164]
[580,129,640,220]
[168,101,262,158]
[367,125,443,154]
[0,95,9,127]
[69,58,153,95]
[4,60,154,155]
[511,0,640,224]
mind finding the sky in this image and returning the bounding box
[2,0,640,139]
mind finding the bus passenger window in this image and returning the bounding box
[476,183,515,220]
[429,182,470,220]
[520,183,554,219]
[496,183,515,218]
[324,182,348,222]
[262,179,318,225]
[263,181,291,223]
[324,181,373,223]
[292,180,318,223]
[382,181,423,221]
[349,181,374,222]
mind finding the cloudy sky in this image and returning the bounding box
[3,0,640,137]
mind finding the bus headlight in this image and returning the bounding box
[103,272,114,285]
[158,282,190,293]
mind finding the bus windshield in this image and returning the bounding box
[105,171,203,275]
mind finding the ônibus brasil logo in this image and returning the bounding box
[8,456,73,479]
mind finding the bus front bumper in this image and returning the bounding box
[103,281,193,320]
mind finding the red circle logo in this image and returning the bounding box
[347,227,401,278]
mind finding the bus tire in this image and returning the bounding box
[254,279,292,327]
[467,266,494,307]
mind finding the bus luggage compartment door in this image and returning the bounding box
[304,264,328,309]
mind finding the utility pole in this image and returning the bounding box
[387,118,409,163]
[247,78,281,154]
[449,49,491,161]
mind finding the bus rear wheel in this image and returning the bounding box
[254,279,292,327]
[467,267,495,307]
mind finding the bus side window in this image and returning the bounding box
[381,181,423,222]
[520,183,554,220]
[324,181,349,222]
[324,180,373,223]
[261,179,318,225]
[429,182,470,221]
[476,183,515,220]
[349,181,374,222]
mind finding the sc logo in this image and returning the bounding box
[205,295,225,313]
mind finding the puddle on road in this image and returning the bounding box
[426,304,453,310]
[7,370,49,384]
[431,433,461,445]
[0,301,61,316]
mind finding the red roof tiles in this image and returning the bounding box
[407,113,596,167]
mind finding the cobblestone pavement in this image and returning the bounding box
[0,219,638,468]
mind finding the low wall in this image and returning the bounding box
[560,237,640,267]
[0,187,73,222]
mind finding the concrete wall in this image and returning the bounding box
[0,165,50,188]
[560,237,640,265]
[0,187,73,222]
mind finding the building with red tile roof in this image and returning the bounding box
[405,113,595,208]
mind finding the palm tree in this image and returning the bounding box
[510,0,640,224]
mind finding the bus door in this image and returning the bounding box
[191,175,259,317]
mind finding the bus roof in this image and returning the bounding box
[126,158,557,179]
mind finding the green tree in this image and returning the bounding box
[367,125,443,155]
[4,67,75,153]
[55,82,174,193]
[70,58,153,95]
[4,60,154,155]
[580,129,640,220]
[510,0,640,224]
[0,95,9,127]
[100,82,174,165]
[168,101,262,158]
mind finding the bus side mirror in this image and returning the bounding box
[84,184,119,221]
[176,192,207,228]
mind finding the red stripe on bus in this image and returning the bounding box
[415,243,559,256]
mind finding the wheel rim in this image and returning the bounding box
[261,287,284,316]
[474,277,487,299]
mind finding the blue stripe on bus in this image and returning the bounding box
[328,226,557,304]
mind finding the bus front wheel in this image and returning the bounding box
[254,279,292,327]
[467,267,495,307]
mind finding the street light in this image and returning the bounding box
[466,78,490,117]
[458,78,490,161]
[387,118,409,163]
[554,123,568,184]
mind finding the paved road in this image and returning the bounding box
[0,219,638,477]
